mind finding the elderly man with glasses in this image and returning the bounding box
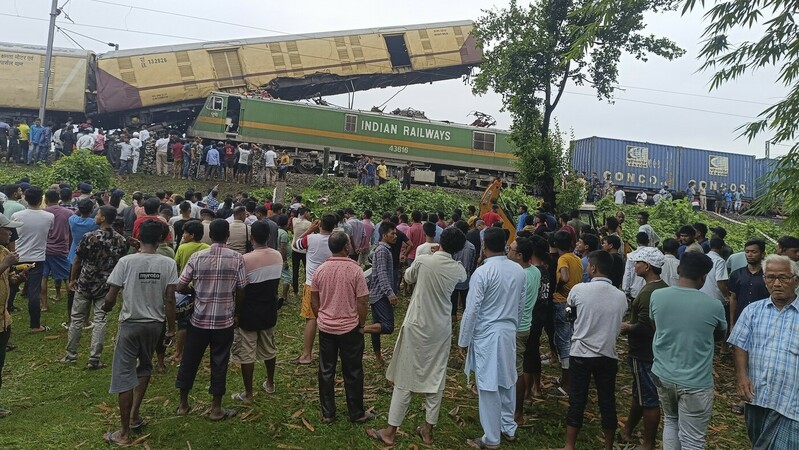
[728,254,799,449]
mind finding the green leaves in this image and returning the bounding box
[472,0,682,209]
[292,178,474,220]
[48,150,115,191]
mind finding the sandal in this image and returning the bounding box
[87,361,107,370]
[502,432,517,442]
[262,380,275,394]
[416,426,434,445]
[130,417,147,430]
[366,428,392,445]
[30,326,51,333]
[231,392,253,405]
[103,430,129,446]
[466,437,499,449]
[291,356,312,365]
[176,405,192,416]
[353,410,376,424]
[209,408,238,421]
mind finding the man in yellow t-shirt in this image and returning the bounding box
[16,121,30,164]
[376,160,388,186]
[552,230,583,394]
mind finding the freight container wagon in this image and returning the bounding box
[571,136,756,199]
[754,158,780,198]
[0,42,93,119]
[188,92,517,188]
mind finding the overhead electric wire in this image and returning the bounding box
[563,90,759,119]
[616,84,773,106]
[0,13,205,42]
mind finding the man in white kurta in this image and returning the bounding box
[459,227,526,449]
[366,229,467,446]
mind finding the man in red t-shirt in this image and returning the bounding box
[405,211,426,264]
[224,143,236,182]
[481,204,502,228]
[171,140,184,179]
[132,198,173,243]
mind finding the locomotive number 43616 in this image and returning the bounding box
[388,145,409,154]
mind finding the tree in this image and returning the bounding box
[470,0,684,209]
[581,0,799,218]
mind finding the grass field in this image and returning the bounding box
[0,170,752,449]
[3,289,751,449]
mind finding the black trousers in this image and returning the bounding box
[370,297,394,354]
[0,326,9,393]
[523,306,547,373]
[318,327,365,422]
[175,323,234,396]
[450,288,468,317]
[566,356,618,430]
[291,251,306,295]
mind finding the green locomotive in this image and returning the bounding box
[188,92,517,188]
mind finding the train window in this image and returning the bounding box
[208,97,224,111]
[344,114,358,133]
[473,131,496,152]
[384,34,412,68]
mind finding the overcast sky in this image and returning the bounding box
[2,0,789,158]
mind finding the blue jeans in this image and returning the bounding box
[27,143,38,163]
[37,143,48,162]
[182,155,192,178]
[370,297,395,354]
[8,262,44,328]
[654,376,714,450]
[553,302,572,368]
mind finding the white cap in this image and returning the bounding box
[632,247,665,268]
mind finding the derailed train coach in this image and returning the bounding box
[0,42,94,119]
[571,136,760,199]
[0,21,481,128]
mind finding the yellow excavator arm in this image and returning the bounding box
[478,178,517,243]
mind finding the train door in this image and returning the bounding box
[226,96,240,135]
[383,34,412,69]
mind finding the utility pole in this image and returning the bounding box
[38,0,60,123]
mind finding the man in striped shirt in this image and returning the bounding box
[230,221,282,403]
[728,254,799,448]
[175,219,247,421]
[364,221,397,368]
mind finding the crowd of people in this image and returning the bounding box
[579,171,747,215]
[0,118,299,185]
[0,173,796,449]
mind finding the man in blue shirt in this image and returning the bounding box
[515,205,528,234]
[365,157,377,187]
[459,227,526,448]
[728,254,799,449]
[27,118,44,165]
[205,143,221,180]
